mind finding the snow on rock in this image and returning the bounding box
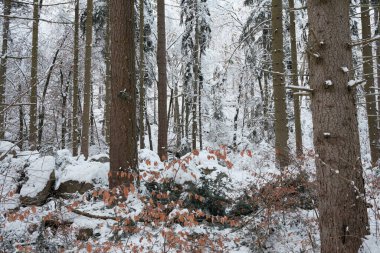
[325,80,333,86]
[89,154,110,163]
[55,159,109,194]
[341,66,349,73]
[0,141,20,153]
[20,156,55,206]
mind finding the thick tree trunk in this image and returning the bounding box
[289,0,303,157]
[361,0,380,164]
[29,0,40,150]
[271,0,289,167]
[72,0,80,156]
[80,0,93,159]
[307,1,369,252]
[139,0,146,150]
[0,0,11,139]
[109,0,138,188]
[157,0,168,161]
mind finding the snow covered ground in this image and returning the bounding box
[0,142,379,252]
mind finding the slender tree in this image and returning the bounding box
[103,0,111,146]
[271,0,289,167]
[191,0,199,150]
[288,0,302,157]
[139,0,146,149]
[72,0,80,156]
[81,0,94,159]
[157,0,168,161]
[29,0,40,150]
[307,1,369,252]
[109,0,138,188]
[361,0,379,164]
[0,0,11,140]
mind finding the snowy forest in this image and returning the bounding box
[1,0,380,252]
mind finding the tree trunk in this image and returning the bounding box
[289,0,303,157]
[233,76,243,152]
[90,86,95,146]
[72,0,80,156]
[157,0,168,161]
[139,0,146,150]
[307,1,369,252]
[0,0,11,140]
[109,0,138,188]
[61,70,70,149]
[174,82,181,150]
[375,1,380,136]
[103,1,111,146]
[80,0,93,159]
[192,0,200,151]
[18,82,24,150]
[361,0,380,164]
[271,0,289,167]
[146,105,153,151]
[38,43,64,147]
[198,59,203,150]
[29,0,40,150]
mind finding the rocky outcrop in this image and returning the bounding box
[20,156,56,206]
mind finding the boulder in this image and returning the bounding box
[20,156,56,206]
[89,154,109,163]
[56,180,94,195]
[55,161,109,194]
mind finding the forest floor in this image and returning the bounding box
[0,141,379,252]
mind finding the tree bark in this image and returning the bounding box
[157,0,168,161]
[361,0,380,164]
[198,59,203,150]
[192,0,200,151]
[307,1,369,252]
[103,1,111,146]
[38,43,64,147]
[80,0,94,159]
[60,69,70,149]
[289,0,303,157]
[174,81,181,150]
[18,82,24,150]
[72,0,80,156]
[271,0,289,167]
[139,0,146,150]
[109,0,138,188]
[29,0,40,150]
[0,0,11,139]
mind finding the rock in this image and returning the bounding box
[55,161,108,194]
[77,228,93,241]
[20,156,56,206]
[89,154,109,163]
[56,180,94,195]
[0,141,20,160]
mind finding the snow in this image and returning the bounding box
[341,66,349,73]
[0,141,20,153]
[55,160,109,189]
[19,156,55,198]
